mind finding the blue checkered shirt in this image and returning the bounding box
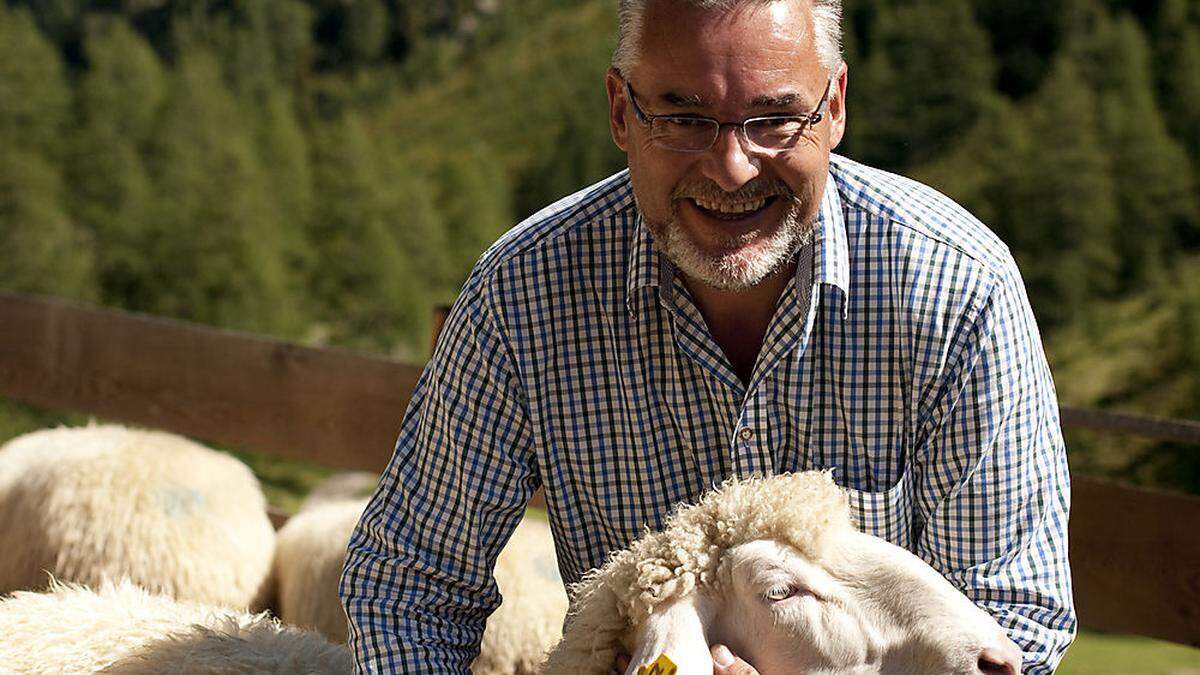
[340,154,1076,673]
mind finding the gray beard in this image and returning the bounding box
[645,192,817,291]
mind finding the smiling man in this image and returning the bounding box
[340,1,1076,673]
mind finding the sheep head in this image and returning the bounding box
[540,471,1021,675]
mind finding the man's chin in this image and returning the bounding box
[663,232,794,291]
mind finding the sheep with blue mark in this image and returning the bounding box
[0,424,275,609]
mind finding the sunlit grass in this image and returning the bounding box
[1059,630,1200,674]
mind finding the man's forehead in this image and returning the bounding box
[638,0,813,52]
[633,0,823,106]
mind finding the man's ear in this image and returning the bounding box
[606,68,631,152]
[827,61,848,150]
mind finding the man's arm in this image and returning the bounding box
[339,286,538,673]
[914,264,1076,674]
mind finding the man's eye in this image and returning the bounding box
[751,117,804,131]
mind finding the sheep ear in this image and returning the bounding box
[625,595,713,675]
[540,573,626,674]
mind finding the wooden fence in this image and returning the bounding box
[1,291,1198,648]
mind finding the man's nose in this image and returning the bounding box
[700,125,760,192]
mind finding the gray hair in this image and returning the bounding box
[612,0,843,76]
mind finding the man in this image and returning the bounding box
[340,0,1076,672]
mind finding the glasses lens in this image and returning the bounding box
[746,118,806,150]
[649,117,719,152]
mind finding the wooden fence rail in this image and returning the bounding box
[1,291,1198,647]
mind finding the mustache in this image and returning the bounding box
[671,178,794,203]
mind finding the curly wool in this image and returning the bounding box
[540,471,852,673]
[0,424,275,609]
[0,579,350,674]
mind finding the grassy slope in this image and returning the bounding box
[1061,631,1200,674]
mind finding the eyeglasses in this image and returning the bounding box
[624,77,833,154]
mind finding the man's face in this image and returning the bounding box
[607,0,846,291]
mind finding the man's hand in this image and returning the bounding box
[711,644,759,674]
[614,645,759,674]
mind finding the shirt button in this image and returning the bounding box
[739,427,755,442]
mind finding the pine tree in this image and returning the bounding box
[375,135,452,303]
[69,16,166,310]
[1153,0,1200,168]
[967,0,1063,97]
[910,94,1031,249]
[1091,16,1199,283]
[426,142,514,283]
[0,149,97,302]
[0,5,71,157]
[307,111,427,352]
[218,0,314,98]
[144,48,298,336]
[0,4,94,301]
[1016,55,1119,326]
[342,0,390,64]
[849,0,997,171]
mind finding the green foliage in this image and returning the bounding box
[142,49,300,335]
[0,4,94,301]
[911,95,1030,247]
[0,5,71,156]
[68,17,163,309]
[0,149,97,301]
[1047,261,1200,494]
[1152,0,1200,168]
[1080,14,1199,285]
[0,0,1198,500]
[967,0,1062,97]
[306,111,428,352]
[846,0,997,171]
[342,0,389,64]
[1012,55,1119,326]
[424,142,514,284]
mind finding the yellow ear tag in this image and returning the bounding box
[637,654,678,675]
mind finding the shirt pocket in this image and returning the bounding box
[838,468,914,549]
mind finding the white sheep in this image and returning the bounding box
[0,424,275,609]
[474,514,570,675]
[271,496,371,643]
[271,473,568,674]
[541,471,1023,675]
[0,579,350,674]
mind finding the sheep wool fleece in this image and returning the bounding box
[542,471,851,673]
[0,424,275,608]
[0,580,350,674]
[274,476,568,674]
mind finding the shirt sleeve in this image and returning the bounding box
[913,264,1076,674]
[339,283,538,673]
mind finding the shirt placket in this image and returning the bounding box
[732,243,819,477]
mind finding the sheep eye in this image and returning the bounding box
[763,585,796,602]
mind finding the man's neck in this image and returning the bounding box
[682,261,795,385]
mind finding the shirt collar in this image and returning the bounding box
[624,167,850,318]
[812,169,850,318]
[625,214,662,317]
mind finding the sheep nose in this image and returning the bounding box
[975,639,1021,675]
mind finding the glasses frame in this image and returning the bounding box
[623,76,835,154]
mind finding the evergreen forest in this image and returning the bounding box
[1,0,1198,495]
